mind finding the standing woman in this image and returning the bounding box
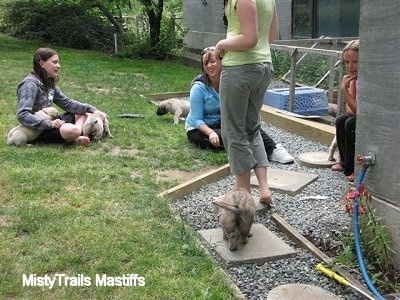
[214,0,279,204]
[15,47,107,145]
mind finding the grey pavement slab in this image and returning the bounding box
[250,168,319,196]
[298,151,338,168]
[198,223,297,266]
[267,283,340,300]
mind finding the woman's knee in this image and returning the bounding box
[60,123,81,142]
[335,114,348,127]
[344,117,356,133]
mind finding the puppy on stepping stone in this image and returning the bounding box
[212,188,255,251]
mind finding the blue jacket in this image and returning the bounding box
[185,75,221,132]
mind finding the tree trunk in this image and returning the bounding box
[139,0,164,48]
[93,2,125,34]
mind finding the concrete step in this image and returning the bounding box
[198,223,297,266]
[250,168,319,196]
[267,283,339,300]
[298,151,339,168]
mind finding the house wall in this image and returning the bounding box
[183,0,291,53]
[277,0,292,39]
[357,0,400,268]
[183,0,360,52]
[183,0,226,53]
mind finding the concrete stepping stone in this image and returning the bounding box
[267,283,339,300]
[198,223,296,266]
[250,168,319,196]
[298,151,338,168]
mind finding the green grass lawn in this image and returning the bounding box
[0,33,234,299]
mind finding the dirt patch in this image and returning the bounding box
[155,166,220,184]
[0,215,13,228]
[111,146,140,157]
[109,146,221,185]
[130,170,141,180]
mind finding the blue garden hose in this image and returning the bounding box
[352,153,385,300]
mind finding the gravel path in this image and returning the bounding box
[171,79,368,299]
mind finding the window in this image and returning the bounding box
[292,0,360,38]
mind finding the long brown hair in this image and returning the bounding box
[32,48,59,88]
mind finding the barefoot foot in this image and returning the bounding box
[259,191,273,205]
[75,136,90,146]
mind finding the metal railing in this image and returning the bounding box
[271,37,358,115]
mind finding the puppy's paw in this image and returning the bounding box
[173,115,181,124]
[229,241,238,251]
[240,237,248,245]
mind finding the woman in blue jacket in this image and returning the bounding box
[185,47,293,164]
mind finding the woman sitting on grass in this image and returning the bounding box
[185,46,294,165]
[14,47,107,145]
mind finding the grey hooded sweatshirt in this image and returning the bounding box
[16,73,97,130]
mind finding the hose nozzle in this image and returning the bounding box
[356,152,376,168]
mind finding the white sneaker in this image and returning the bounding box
[269,143,295,164]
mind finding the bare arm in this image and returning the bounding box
[199,124,221,147]
[198,123,215,136]
[342,76,357,114]
[269,5,279,43]
[215,0,258,54]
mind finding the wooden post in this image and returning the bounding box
[289,48,298,112]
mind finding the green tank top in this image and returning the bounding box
[222,0,275,66]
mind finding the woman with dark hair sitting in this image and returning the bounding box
[14,47,108,145]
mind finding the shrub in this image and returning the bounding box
[0,1,114,52]
[117,15,185,60]
[272,49,340,90]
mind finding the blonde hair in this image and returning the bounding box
[343,39,359,53]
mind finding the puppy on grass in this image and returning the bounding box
[82,111,113,141]
[7,107,59,146]
[212,188,256,251]
[156,98,190,124]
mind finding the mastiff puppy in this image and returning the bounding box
[156,98,190,124]
[7,107,59,146]
[212,188,256,251]
[82,111,113,141]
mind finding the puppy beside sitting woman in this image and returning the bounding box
[156,98,190,124]
[7,107,59,145]
[9,47,108,146]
